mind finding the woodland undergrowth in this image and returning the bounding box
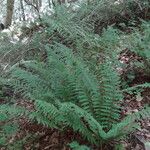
[0,0,150,149]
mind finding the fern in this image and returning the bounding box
[9,43,150,145]
[97,61,123,129]
[124,21,150,74]
[122,82,150,93]
[0,1,150,148]
[0,104,27,147]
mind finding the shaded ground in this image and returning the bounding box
[119,49,150,150]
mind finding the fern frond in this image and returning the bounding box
[122,82,150,93]
[106,107,150,139]
[29,100,61,128]
[96,61,123,129]
[0,104,26,121]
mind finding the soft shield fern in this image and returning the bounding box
[0,104,28,147]
[124,21,150,75]
[96,61,123,130]
[9,44,150,145]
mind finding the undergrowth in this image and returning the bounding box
[8,43,150,146]
[0,0,150,149]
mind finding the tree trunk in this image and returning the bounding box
[39,0,42,8]
[32,0,42,11]
[48,0,51,8]
[5,0,15,28]
[20,0,26,21]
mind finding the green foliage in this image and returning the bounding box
[125,21,150,74]
[9,43,150,145]
[0,104,27,148]
[0,76,12,102]
[69,141,91,150]
[122,82,150,93]
[97,61,122,129]
[115,143,125,150]
[0,1,150,149]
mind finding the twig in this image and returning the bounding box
[24,0,41,20]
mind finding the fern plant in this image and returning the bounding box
[0,1,150,148]
[9,43,150,145]
[0,103,27,148]
[0,76,28,148]
[124,21,150,75]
